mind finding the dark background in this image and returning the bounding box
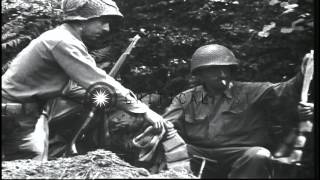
[1,0,317,177]
[2,0,314,94]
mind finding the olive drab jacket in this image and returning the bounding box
[2,23,148,114]
[162,73,303,148]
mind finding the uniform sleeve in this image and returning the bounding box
[162,95,185,130]
[51,39,148,114]
[257,72,303,105]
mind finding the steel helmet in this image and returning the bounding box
[61,0,123,22]
[191,44,239,74]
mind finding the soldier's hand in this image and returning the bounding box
[143,109,164,131]
[298,102,314,121]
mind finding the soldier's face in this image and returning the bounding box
[196,66,232,91]
[81,17,115,50]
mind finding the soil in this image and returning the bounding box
[1,149,196,179]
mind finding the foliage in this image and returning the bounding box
[2,0,314,95]
[116,0,313,88]
[1,0,62,68]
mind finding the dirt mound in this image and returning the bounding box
[1,149,196,179]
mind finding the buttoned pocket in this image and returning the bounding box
[221,107,244,122]
[183,113,208,141]
[184,102,210,123]
[225,100,247,114]
[224,108,243,115]
[220,106,248,136]
[184,113,207,123]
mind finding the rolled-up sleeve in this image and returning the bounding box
[258,72,303,104]
[51,39,148,113]
[270,72,303,100]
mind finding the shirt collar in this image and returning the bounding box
[61,23,82,41]
[198,81,234,100]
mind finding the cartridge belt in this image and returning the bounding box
[2,98,41,117]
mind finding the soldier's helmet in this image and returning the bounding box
[61,0,123,22]
[190,44,239,74]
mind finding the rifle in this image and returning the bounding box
[109,35,141,77]
[66,34,141,155]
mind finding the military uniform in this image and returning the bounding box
[161,43,305,178]
[162,73,302,178]
[2,19,148,160]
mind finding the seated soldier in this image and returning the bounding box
[162,44,310,178]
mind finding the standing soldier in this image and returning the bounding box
[2,0,164,161]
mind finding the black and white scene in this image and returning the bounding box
[1,0,317,179]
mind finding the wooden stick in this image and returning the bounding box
[301,50,314,103]
[198,159,206,179]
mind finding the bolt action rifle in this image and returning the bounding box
[65,34,141,155]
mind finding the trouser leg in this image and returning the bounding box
[2,112,42,160]
[187,145,223,178]
[228,147,272,178]
[187,145,273,178]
